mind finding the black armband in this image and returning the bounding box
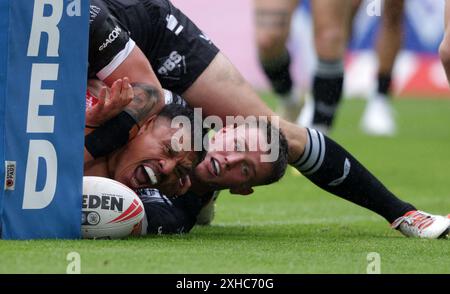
[85,111,137,159]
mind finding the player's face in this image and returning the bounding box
[113,117,196,196]
[195,124,273,193]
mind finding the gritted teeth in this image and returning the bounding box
[211,158,221,176]
[144,166,158,185]
[214,159,221,176]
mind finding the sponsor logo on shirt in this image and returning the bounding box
[89,5,101,23]
[157,51,186,79]
[99,26,122,51]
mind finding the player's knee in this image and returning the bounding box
[315,28,346,58]
[256,32,288,59]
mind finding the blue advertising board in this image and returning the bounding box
[0,0,88,239]
[0,0,10,236]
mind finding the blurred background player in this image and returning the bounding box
[307,0,357,133]
[440,0,450,85]
[360,0,404,136]
[255,0,405,136]
[254,0,357,131]
[310,0,406,136]
[254,0,303,122]
[253,0,352,132]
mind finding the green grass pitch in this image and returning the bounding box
[1,95,450,274]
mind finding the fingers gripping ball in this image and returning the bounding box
[82,177,146,239]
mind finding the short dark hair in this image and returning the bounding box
[258,119,289,186]
[157,104,208,164]
[158,103,194,121]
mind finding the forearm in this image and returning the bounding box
[124,83,165,127]
[83,84,164,164]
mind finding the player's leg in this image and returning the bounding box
[184,55,450,238]
[309,0,354,133]
[293,128,449,238]
[108,0,448,238]
[439,0,450,85]
[180,0,449,238]
[375,0,404,96]
[254,0,302,122]
[361,0,404,136]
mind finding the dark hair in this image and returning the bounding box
[158,103,194,121]
[259,120,289,186]
[157,104,208,164]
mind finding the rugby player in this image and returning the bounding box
[87,0,450,238]
[360,0,404,136]
[138,118,289,234]
[254,0,402,135]
[440,0,450,85]
[84,79,200,197]
[308,0,403,136]
[84,79,289,234]
[254,0,303,122]
[254,0,358,130]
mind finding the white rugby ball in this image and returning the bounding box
[82,176,145,239]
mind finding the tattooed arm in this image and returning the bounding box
[125,82,165,128]
[86,79,164,129]
[84,80,164,164]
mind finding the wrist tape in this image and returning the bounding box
[85,111,137,159]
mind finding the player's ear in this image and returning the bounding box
[229,186,254,196]
[138,114,157,134]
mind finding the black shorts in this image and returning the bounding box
[89,0,220,94]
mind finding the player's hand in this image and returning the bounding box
[85,77,134,127]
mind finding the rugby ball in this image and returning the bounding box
[82,176,145,239]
